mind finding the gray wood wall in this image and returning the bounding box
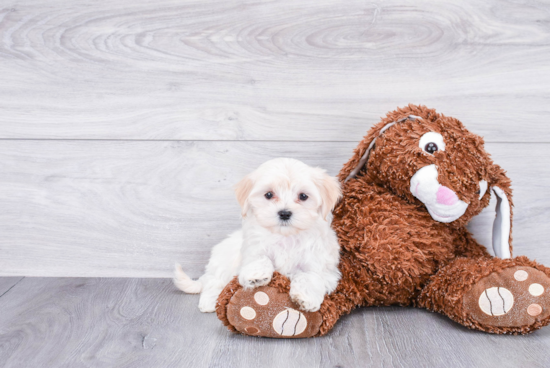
[1,0,549,277]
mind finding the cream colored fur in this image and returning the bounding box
[175,158,342,313]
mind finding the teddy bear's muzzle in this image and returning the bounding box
[410,164,469,223]
[410,164,512,259]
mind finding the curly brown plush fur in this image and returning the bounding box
[217,105,550,337]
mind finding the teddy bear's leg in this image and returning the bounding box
[417,256,550,334]
[216,272,340,338]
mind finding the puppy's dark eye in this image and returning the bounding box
[264,192,274,200]
[424,142,438,154]
[299,193,308,201]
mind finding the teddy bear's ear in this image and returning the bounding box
[338,121,396,183]
[489,164,513,259]
[339,115,423,183]
[340,105,439,183]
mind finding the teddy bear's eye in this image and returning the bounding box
[265,192,274,200]
[419,132,445,154]
[424,142,438,154]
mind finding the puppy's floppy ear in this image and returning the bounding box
[234,174,254,217]
[314,169,342,220]
[489,163,513,259]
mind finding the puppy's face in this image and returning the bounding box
[235,158,341,236]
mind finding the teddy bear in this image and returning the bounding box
[216,105,550,337]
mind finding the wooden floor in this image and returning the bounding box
[2,0,550,366]
[0,277,549,368]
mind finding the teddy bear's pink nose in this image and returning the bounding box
[436,186,459,206]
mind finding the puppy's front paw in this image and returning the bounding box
[289,286,324,312]
[198,300,216,313]
[239,269,272,289]
[198,295,217,313]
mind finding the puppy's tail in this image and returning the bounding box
[174,263,202,294]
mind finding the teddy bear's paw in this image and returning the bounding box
[225,285,323,338]
[463,266,550,329]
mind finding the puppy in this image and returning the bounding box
[175,158,342,313]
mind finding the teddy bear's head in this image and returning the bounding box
[339,105,513,258]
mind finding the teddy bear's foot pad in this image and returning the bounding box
[464,266,550,328]
[226,285,322,338]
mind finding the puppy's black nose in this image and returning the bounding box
[278,210,292,220]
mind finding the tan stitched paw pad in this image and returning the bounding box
[464,266,550,327]
[226,286,322,338]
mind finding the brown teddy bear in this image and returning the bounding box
[216,105,550,337]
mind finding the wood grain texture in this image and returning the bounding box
[0,277,24,297]
[0,140,548,277]
[1,1,550,364]
[0,277,548,368]
[1,0,550,141]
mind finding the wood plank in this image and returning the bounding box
[0,140,548,277]
[0,277,548,368]
[1,0,550,141]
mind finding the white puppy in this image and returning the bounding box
[175,158,342,313]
